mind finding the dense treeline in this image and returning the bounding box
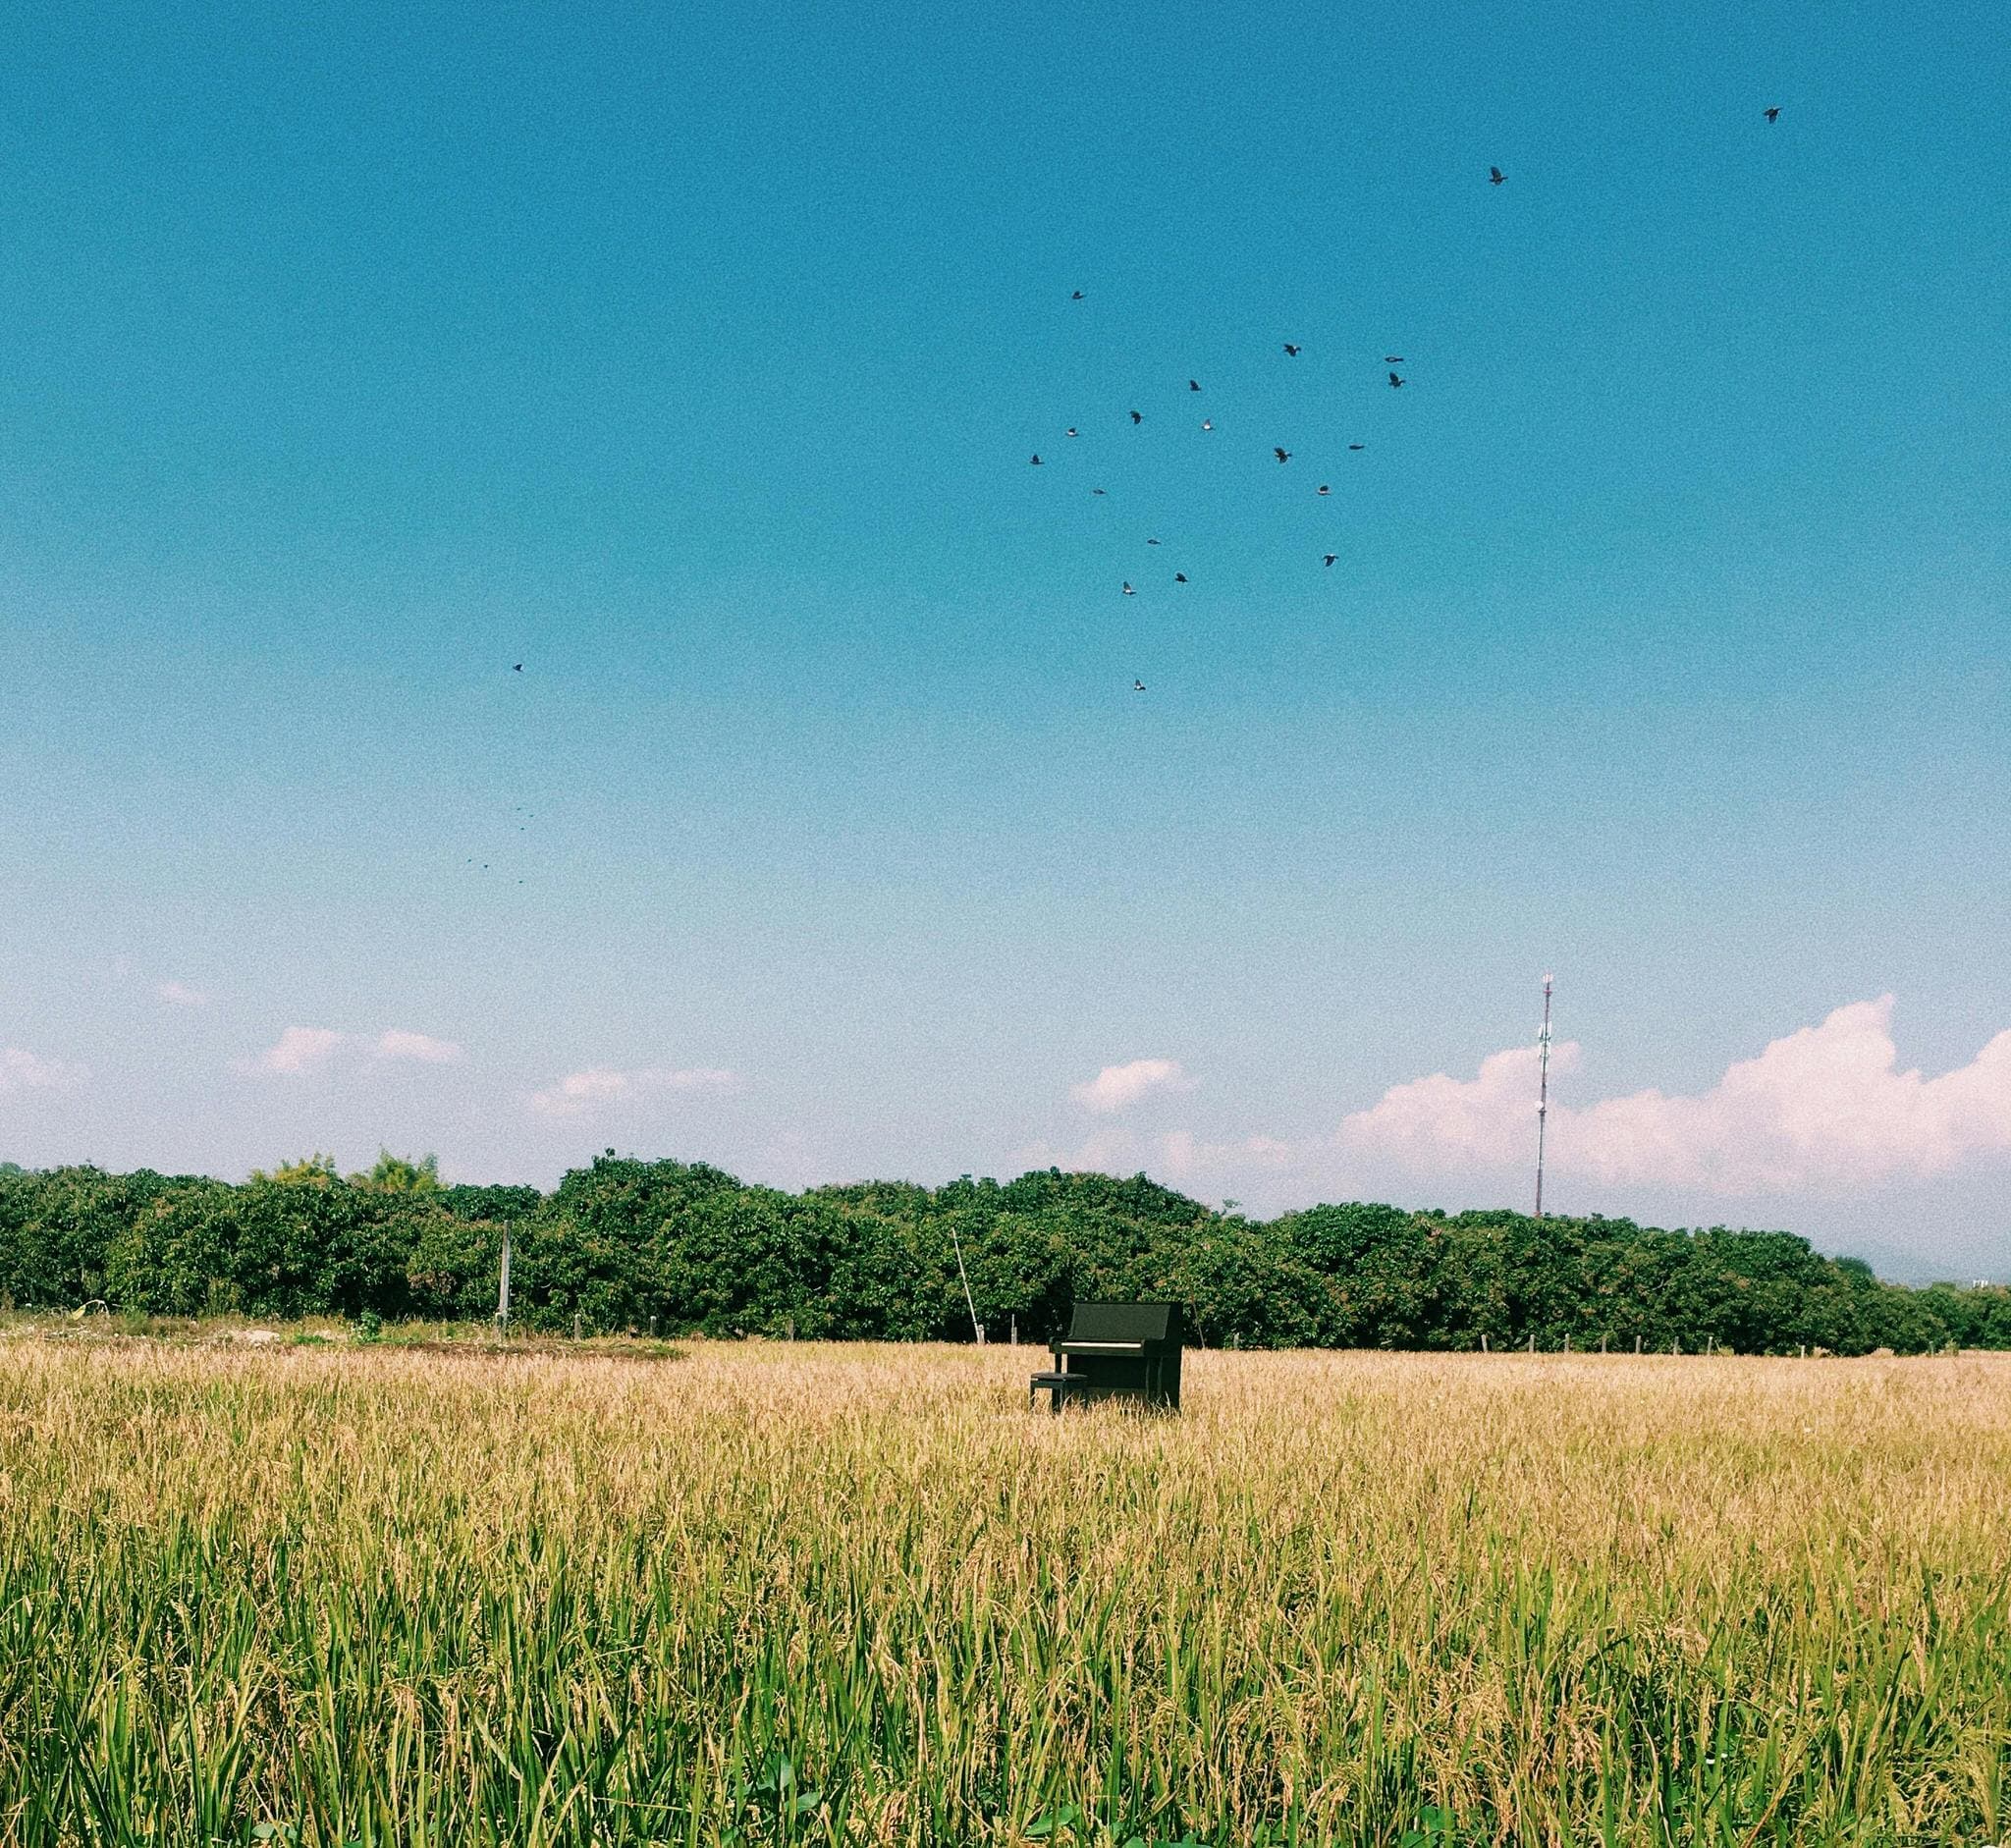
[0,1154,2005,1354]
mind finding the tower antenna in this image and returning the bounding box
[1534,973,1553,1220]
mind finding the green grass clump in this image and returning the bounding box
[0,1343,2006,1845]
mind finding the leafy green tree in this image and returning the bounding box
[248,1154,341,1187]
[0,1152,2003,1351]
[352,1150,441,1193]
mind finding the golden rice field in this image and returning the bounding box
[2,1336,2008,1848]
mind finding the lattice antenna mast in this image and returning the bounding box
[1534,973,1554,1221]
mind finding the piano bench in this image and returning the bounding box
[1028,1371,1075,1414]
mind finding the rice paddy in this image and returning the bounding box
[2,1336,2007,1846]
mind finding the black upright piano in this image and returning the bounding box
[1030,1301,1185,1412]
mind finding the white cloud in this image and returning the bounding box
[528,1065,739,1117]
[1341,997,2011,1194]
[1160,1128,1296,1181]
[0,1047,87,1093]
[156,980,209,1007]
[374,1029,464,1064]
[1339,1041,1577,1170]
[1070,1058,1191,1114]
[243,1026,347,1076]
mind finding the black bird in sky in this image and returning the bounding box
[1282,343,1301,356]
[1122,582,1135,595]
[1490,166,1506,185]
[1188,379,1202,391]
[1173,572,1187,583]
[1324,554,1337,568]
[1765,106,1780,122]
[1130,409,1142,424]
[1275,447,1290,462]
[1388,371,1405,388]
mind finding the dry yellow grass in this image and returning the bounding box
[2,1337,2007,1845]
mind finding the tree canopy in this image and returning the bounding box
[0,1155,2003,1353]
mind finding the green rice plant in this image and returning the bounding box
[0,1343,2005,1845]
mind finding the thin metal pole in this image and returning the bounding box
[948,1221,983,1343]
[494,1224,512,1335]
[1535,973,1553,1220]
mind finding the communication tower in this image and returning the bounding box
[1535,974,1553,1220]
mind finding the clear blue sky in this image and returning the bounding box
[2,0,2006,1277]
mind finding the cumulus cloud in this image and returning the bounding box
[0,1047,87,1093]
[1342,997,2011,1194]
[156,980,209,1007]
[1160,1128,1297,1180]
[1339,1042,1578,1169]
[528,1065,739,1117]
[242,1026,347,1075]
[374,1029,463,1064]
[1070,1058,1191,1114]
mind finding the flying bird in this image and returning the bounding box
[1122,582,1135,595]
[1282,343,1301,356]
[1189,379,1202,392]
[1324,554,1337,568]
[1173,572,1187,583]
[1388,371,1405,388]
[1275,447,1291,462]
[1765,106,1779,122]
[1490,166,1506,185]
[1130,409,1142,424]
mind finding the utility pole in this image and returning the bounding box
[494,1223,512,1335]
[948,1220,983,1343]
[1534,973,1553,1221]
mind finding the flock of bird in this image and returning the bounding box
[1039,282,1440,690]
[1033,120,1783,691]
[484,107,1788,797]
[1031,312,1422,689]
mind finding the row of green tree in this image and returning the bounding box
[0,1154,2004,1353]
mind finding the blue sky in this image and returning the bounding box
[2,0,2006,1277]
